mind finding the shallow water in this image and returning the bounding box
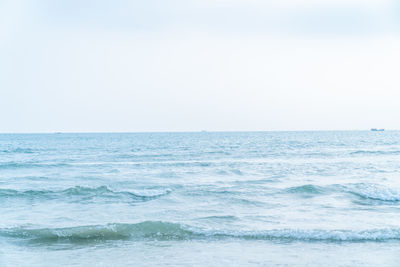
[1,131,400,266]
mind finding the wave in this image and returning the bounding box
[226,228,400,241]
[0,162,69,170]
[2,221,400,244]
[0,148,35,154]
[350,150,400,156]
[285,185,325,195]
[283,183,400,202]
[199,215,239,221]
[0,186,171,202]
[0,221,193,243]
[345,184,400,202]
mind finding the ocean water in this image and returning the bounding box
[1,131,400,266]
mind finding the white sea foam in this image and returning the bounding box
[346,183,400,202]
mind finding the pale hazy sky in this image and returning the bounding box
[1,0,400,132]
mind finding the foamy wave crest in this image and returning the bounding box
[0,221,194,243]
[2,221,400,244]
[0,186,171,202]
[221,228,400,241]
[345,184,400,202]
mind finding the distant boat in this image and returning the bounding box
[370,128,384,131]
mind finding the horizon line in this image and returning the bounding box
[0,129,394,134]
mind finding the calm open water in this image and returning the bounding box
[1,131,400,266]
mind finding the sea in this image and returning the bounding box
[1,131,400,266]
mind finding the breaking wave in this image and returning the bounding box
[0,221,193,243]
[2,221,400,244]
[283,183,400,202]
[345,183,400,202]
[0,186,172,202]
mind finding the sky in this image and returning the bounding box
[1,0,400,132]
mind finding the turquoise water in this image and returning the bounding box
[1,131,400,266]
